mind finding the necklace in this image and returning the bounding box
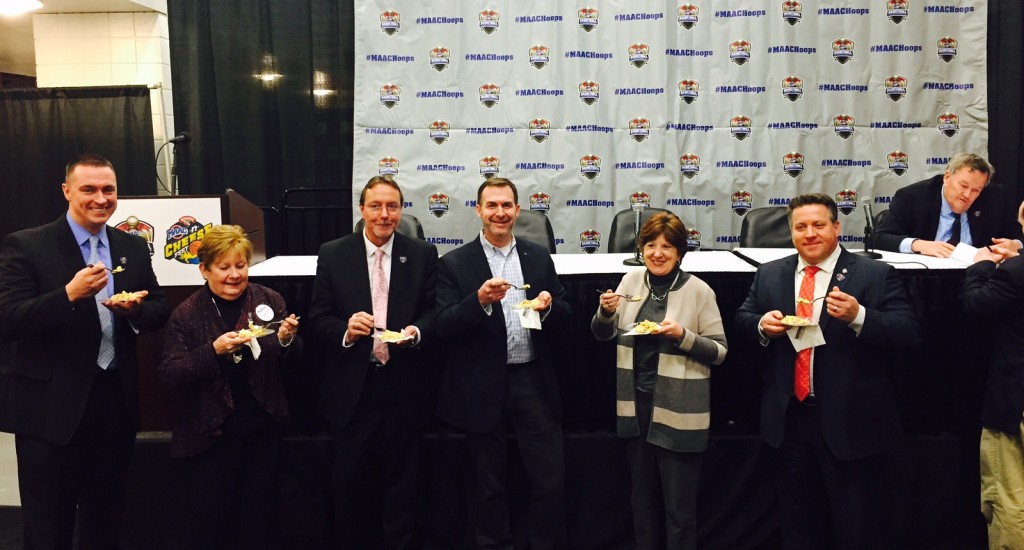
[645,270,680,302]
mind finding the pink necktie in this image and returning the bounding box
[794,265,820,401]
[372,248,389,364]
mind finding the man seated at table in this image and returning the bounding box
[874,153,1021,257]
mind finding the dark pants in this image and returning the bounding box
[777,397,886,549]
[15,369,135,550]
[625,392,702,550]
[332,367,420,550]
[467,362,567,550]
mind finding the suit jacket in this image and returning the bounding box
[735,247,919,460]
[874,174,1019,252]
[308,231,438,429]
[434,235,570,433]
[963,256,1024,435]
[0,216,169,445]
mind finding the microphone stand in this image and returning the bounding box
[623,205,645,266]
[855,201,882,259]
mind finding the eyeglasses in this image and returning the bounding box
[365,203,401,214]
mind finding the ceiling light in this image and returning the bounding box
[0,0,44,17]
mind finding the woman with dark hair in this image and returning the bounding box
[592,212,727,549]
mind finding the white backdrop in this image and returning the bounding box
[353,1,987,254]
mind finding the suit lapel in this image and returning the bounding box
[349,236,373,313]
[516,238,538,299]
[387,234,412,321]
[470,236,504,324]
[51,218,102,322]
[820,247,855,332]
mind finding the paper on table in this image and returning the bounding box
[950,242,979,265]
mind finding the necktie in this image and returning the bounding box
[89,236,115,370]
[947,213,961,245]
[794,265,820,401]
[372,248,390,364]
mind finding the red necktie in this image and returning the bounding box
[794,265,820,401]
[372,249,389,364]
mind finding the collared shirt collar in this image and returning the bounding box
[66,212,107,248]
[797,244,842,275]
[480,230,517,257]
[362,230,395,258]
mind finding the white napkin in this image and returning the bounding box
[520,308,543,330]
[787,324,825,352]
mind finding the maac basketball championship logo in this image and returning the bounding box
[628,42,650,68]
[730,115,751,140]
[529,44,550,69]
[731,190,753,216]
[835,189,858,216]
[115,216,155,256]
[629,117,651,143]
[580,229,602,254]
[782,1,803,25]
[479,156,500,179]
[833,114,856,139]
[530,192,551,214]
[887,0,909,24]
[579,80,600,105]
[833,38,854,64]
[429,46,450,72]
[580,154,602,180]
[679,153,700,179]
[379,84,400,109]
[479,83,500,108]
[782,75,804,101]
[629,190,652,211]
[687,227,702,251]
[887,150,909,176]
[427,192,449,218]
[678,79,699,104]
[428,120,450,145]
[678,4,699,29]
[529,118,551,143]
[164,216,212,265]
[380,10,400,35]
[783,152,805,178]
[729,39,751,65]
[479,9,499,34]
[937,36,958,62]
[884,74,908,102]
[937,112,960,137]
[578,7,599,31]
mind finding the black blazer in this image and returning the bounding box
[434,236,570,433]
[874,174,1019,252]
[0,216,169,445]
[735,247,919,460]
[308,231,438,429]
[963,256,1024,436]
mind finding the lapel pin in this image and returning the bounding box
[399,256,407,264]
[120,257,127,265]
[836,268,847,282]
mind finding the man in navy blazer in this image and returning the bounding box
[435,178,570,549]
[736,193,919,548]
[874,153,1020,257]
[308,176,437,548]
[0,154,169,549]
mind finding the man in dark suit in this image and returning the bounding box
[308,176,437,548]
[0,153,169,549]
[736,193,919,548]
[874,153,1021,257]
[435,177,570,549]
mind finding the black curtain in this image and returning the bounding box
[989,0,1024,200]
[0,86,154,240]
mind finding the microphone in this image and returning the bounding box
[168,132,191,144]
[623,197,648,266]
[856,197,881,258]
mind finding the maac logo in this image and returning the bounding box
[580,229,601,254]
[782,75,804,101]
[629,117,651,142]
[378,156,399,176]
[428,120,450,145]
[835,189,858,216]
[887,0,909,24]
[479,83,500,108]
[164,216,212,265]
[628,42,650,68]
[783,151,805,178]
[937,112,960,137]
[730,115,751,141]
[678,79,699,104]
[428,192,449,218]
[629,190,652,210]
[479,9,499,34]
[379,83,400,109]
[578,7,599,32]
[380,10,400,35]
[884,74,908,102]
[529,44,550,69]
[887,150,909,176]
[479,156,500,179]
[429,46,450,72]
[782,1,803,25]
[529,118,551,143]
[114,216,155,256]
[580,154,602,180]
[579,80,600,105]
[729,39,751,65]
[731,189,753,216]
[530,192,552,213]
[678,4,699,29]
[833,38,855,64]
[680,153,700,179]
[833,114,856,139]
[687,227,702,251]
[937,36,958,62]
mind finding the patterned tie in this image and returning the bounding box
[793,265,820,401]
[947,213,961,245]
[372,248,390,364]
[89,236,115,370]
